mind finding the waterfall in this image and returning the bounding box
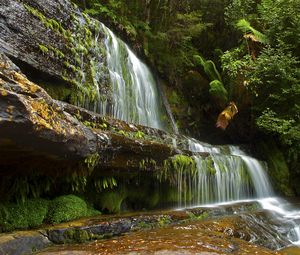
[176,139,300,244]
[76,19,300,246]
[176,141,257,207]
[181,140,274,204]
[89,24,168,130]
[229,146,274,197]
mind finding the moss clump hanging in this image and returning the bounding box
[159,154,197,184]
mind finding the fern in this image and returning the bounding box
[236,19,268,44]
[209,80,228,103]
[193,55,228,105]
[193,55,222,82]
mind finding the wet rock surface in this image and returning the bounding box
[0,0,77,79]
[0,52,193,176]
[0,231,50,255]
[0,201,298,254]
[36,218,285,255]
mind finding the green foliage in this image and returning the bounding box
[94,177,117,192]
[221,48,252,80]
[193,55,228,105]
[209,80,228,104]
[0,175,56,203]
[236,19,268,43]
[80,0,206,82]
[47,195,88,224]
[159,155,197,184]
[84,153,100,172]
[97,190,126,213]
[257,110,294,136]
[225,0,259,24]
[257,0,300,53]
[222,0,300,184]
[84,1,137,38]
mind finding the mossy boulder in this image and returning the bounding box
[46,195,88,224]
[0,199,49,232]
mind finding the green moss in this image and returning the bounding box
[63,228,92,243]
[86,207,101,217]
[46,195,88,224]
[38,44,49,54]
[134,130,145,139]
[157,215,172,227]
[193,55,222,82]
[48,46,65,59]
[24,2,103,103]
[187,211,209,221]
[39,82,72,101]
[159,155,197,182]
[168,91,182,105]
[25,199,49,227]
[0,199,49,232]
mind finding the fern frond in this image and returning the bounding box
[236,19,268,44]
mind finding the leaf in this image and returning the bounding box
[236,19,268,44]
[216,102,238,130]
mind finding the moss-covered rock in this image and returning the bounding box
[0,199,49,232]
[46,195,88,224]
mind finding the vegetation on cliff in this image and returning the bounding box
[73,0,300,194]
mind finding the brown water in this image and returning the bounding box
[37,218,286,255]
[280,247,300,255]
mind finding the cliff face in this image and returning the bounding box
[0,0,109,103]
[0,52,187,176]
[0,50,209,218]
[1,0,74,78]
[0,0,195,210]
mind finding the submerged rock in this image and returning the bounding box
[0,231,50,255]
[35,207,287,255]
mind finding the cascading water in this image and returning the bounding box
[78,18,300,247]
[229,145,274,197]
[178,139,300,245]
[176,154,253,207]
[88,23,168,130]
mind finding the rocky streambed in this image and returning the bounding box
[1,201,300,255]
